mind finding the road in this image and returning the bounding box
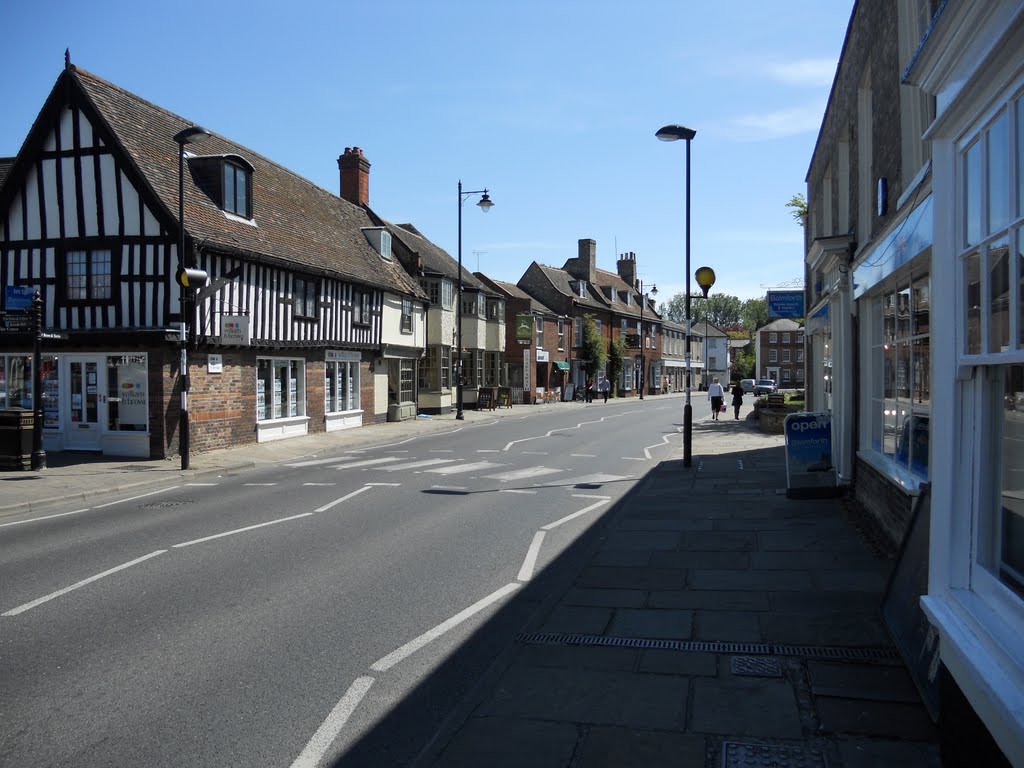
[0,398,705,767]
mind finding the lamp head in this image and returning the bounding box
[173,126,212,146]
[695,266,716,298]
[656,124,697,142]
[650,284,658,296]
[477,192,493,212]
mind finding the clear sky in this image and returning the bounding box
[1,1,851,302]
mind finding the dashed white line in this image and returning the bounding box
[94,486,182,509]
[570,453,597,458]
[185,482,219,487]
[289,676,375,768]
[365,482,401,487]
[314,486,373,512]
[0,508,90,528]
[244,483,277,486]
[3,550,167,616]
[172,513,313,548]
[370,583,521,672]
[517,531,546,581]
[303,482,337,486]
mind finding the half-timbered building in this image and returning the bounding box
[0,62,426,459]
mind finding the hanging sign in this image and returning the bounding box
[221,315,250,346]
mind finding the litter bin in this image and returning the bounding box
[0,409,34,470]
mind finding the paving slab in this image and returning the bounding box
[575,727,705,768]
[592,549,653,567]
[538,605,612,635]
[434,717,578,768]
[694,610,763,642]
[607,608,693,639]
[648,549,749,570]
[688,569,812,591]
[836,737,942,768]
[648,589,771,611]
[815,698,938,741]
[576,566,686,591]
[761,612,892,646]
[481,664,688,730]
[637,648,717,676]
[807,660,922,703]
[563,588,648,608]
[517,644,637,672]
[689,677,803,738]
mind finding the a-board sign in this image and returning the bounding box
[477,387,495,410]
[496,387,512,408]
[783,411,838,498]
[881,484,940,721]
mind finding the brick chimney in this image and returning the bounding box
[617,251,637,290]
[338,147,370,206]
[565,238,598,283]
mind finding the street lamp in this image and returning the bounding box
[656,123,698,466]
[638,281,657,400]
[456,180,493,420]
[173,125,211,470]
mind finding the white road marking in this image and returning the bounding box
[289,676,375,768]
[570,454,597,458]
[477,449,500,453]
[376,459,455,472]
[0,508,90,528]
[244,482,277,486]
[370,583,521,671]
[621,457,647,461]
[572,494,611,500]
[172,513,313,548]
[94,486,182,509]
[303,482,337,486]
[521,451,549,455]
[331,457,402,470]
[315,486,373,512]
[365,482,401,487]
[285,456,354,468]
[517,531,546,581]
[500,489,537,495]
[3,550,166,616]
[430,485,467,491]
[484,466,563,482]
[542,499,610,531]
[559,473,631,486]
[185,482,219,487]
[429,449,454,453]
[424,461,503,475]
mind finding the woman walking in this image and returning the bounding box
[731,380,744,420]
[707,377,725,421]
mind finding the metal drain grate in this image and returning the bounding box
[116,465,157,472]
[515,631,899,662]
[722,741,826,768]
[731,656,783,677]
[140,500,191,509]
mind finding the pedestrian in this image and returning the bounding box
[585,378,594,403]
[601,377,611,403]
[707,377,725,420]
[731,380,744,420]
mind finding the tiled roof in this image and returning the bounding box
[385,221,487,292]
[592,267,660,319]
[759,318,803,331]
[536,264,606,311]
[0,158,13,189]
[476,275,556,315]
[70,67,423,298]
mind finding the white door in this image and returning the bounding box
[65,356,106,451]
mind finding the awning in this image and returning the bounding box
[553,360,570,371]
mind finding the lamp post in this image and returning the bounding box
[174,126,211,470]
[456,180,493,420]
[638,281,657,400]
[656,123,699,465]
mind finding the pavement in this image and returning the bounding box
[0,396,942,767]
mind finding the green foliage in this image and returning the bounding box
[607,336,625,396]
[733,347,756,379]
[659,293,769,337]
[786,193,808,226]
[579,314,607,381]
[657,294,687,324]
[701,294,742,327]
[740,297,769,336]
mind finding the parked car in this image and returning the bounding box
[754,379,778,396]
[740,379,756,394]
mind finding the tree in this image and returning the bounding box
[657,295,686,324]
[786,193,808,226]
[740,297,770,336]
[579,313,607,382]
[733,347,756,379]
[700,294,742,327]
[607,336,625,396]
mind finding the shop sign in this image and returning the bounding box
[221,315,250,346]
[783,412,838,497]
[767,290,805,319]
[515,313,533,342]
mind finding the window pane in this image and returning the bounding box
[965,140,982,247]
[988,112,1009,234]
[990,238,1011,352]
[912,276,930,336]
[224,165,235,212]
[984,364,1024,599]
[237,168,247,217]
[1019,98,1024,217]
[1019,232,1024,348]
[91,250,111,299]
[965,250,982,354]
[912,337,930,406]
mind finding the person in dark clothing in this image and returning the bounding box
[585,379,594,403]
[731,380,744,420]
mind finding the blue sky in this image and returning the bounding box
[1,1,851,302]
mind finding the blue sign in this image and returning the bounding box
[5,285,34,311]
[767,290,805,319]
[784,411,837,496]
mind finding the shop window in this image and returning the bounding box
[106,354,148,431]
[419,346,451,391]
[399,359,415,402]
[257,358,305,421]
[325,354,359,413]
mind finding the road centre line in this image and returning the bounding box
[0,508,90,528]
[173,513,313,548]
[430,485,467,491]
[500,489,536,494]
[185,482,219,487]
[570,453,597,458]
[303,482,336,486]
[542,499,610,531]
[289,676,375,768]
[314,485,373,512]
[93,486,182,509]
[370,583,521,672]
[365,482,401,487]
[517,531,546,582]
[3,550,166,616]
[244,482,277,486]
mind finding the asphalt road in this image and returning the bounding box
[0,398,704,767]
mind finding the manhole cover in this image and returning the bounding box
[722,741,826,768]
[731,656,783,677]
[140,500,191,508]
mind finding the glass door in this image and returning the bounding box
[65,356,105,450]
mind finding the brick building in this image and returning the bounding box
[754,319,804,388]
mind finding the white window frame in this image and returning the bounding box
[257,357,306,422]
[325,351,361,414]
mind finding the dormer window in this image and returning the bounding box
[626,293,633,307]
[575,281,587,298]
[224,160,251,218]
[362,227,392,260]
